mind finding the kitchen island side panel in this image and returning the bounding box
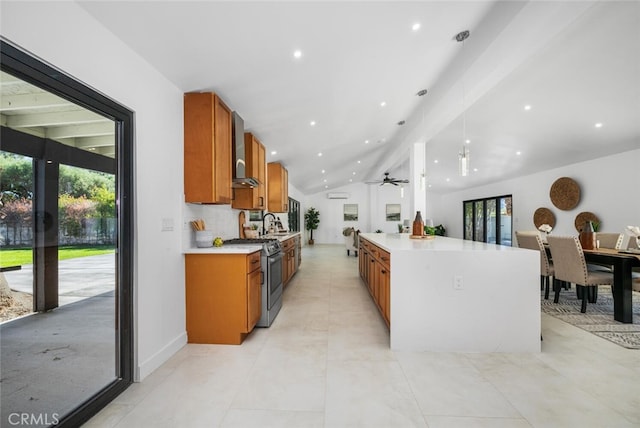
[390,247,540,352]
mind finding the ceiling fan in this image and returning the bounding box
[365,172,409,186]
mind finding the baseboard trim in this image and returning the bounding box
[137,331,187,381]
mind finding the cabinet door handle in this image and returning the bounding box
[259,197,264,207]
[252,259,259,264]
[381,270,387,274]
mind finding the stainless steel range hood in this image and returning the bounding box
[232,112,259,188]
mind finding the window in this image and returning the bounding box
[463,195,512,246]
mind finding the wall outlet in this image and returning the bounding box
[161,217,174,232]
[453,275,463,290]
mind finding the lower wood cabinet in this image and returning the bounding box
[282,236,297,286]
[185,251,261,344]
[358,238,390,327]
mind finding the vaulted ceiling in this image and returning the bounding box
[68,1,640,194]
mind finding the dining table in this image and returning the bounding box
[581,248,640,323]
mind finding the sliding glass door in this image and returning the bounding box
[463,195,512,246]
[1,40,133,427]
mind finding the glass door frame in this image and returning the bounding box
[1,38,134,426]
[463,194,512,246]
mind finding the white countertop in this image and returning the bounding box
[360,233,524,253]
[184,245,262,255]
[262,231,302,242]
[183,231,302,254]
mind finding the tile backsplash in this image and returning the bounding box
[183,203,245,248]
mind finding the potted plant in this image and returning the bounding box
[304,207,320,245]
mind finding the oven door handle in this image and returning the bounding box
[269,252,283,264]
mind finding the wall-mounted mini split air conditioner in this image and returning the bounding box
[327,192,350,199]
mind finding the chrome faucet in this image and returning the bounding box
[262,212,277,235]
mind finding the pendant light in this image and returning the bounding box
[456,30,470,177]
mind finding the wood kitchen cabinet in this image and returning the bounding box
[358,237,390,327]
[267,162,288,213]
[185,251,261,344]
[184,92,233,204]
[282,236,295,286]
[232,133,266,210]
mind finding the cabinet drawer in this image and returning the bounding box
[246,251,261,272]
[378,249,391,269]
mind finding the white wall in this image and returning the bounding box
[430,149,640,240]
[1,2,190,380]
[304,181,410,244]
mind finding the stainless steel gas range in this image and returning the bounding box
[224,238,283,327]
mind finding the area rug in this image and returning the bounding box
[541,286,640,349]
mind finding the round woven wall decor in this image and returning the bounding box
[550,177,580,210]
[533,207,556,229]
[574,211,599,232]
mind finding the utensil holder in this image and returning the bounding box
[195,230,214,248]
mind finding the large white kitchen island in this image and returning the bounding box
[358,233,540,353]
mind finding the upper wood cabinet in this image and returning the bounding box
[184,92,232,204]
[232,133,266,210]
[267,162,288,213]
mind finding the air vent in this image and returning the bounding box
[327,192,350,199]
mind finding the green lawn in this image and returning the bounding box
[0,246,115,268]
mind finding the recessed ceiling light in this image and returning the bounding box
[428,184,432,188]
[412,23,421,31]
[271,151,277,155]
[465,139,471,144]
[357,160,361,164]
[325,185,328,189]
[323,179,327,183]
[516,151,522,155]
[595,122,603,128]
[446,178,450,182]
[310,120,316,126]
[364,140,370,144]
[321,169,325,174]
[434,160,439,164]
[380,101,386,107]
[524,105,532,111]
[349,179,353,182]
[293,50,302,59]
[473,168,478,172]
[352,172,356,175]
[318,152,323,157]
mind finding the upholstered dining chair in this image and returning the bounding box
[546,236,614,313]
[595,232,623,249]
[516,231,555,299]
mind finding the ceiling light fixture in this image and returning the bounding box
[352,172,356,175]
[323,179,327,183]
[310,120,316,126]
[271,151,277,155]
[321,169,325,174]
[412,23,421,31]
[357,160,361,164]
[380,101,386,107]
[524,105,532,111]
[456,30,471,177]
[364,139,370,144]
[595,122,603,128]
[318,152,322,157]
[516,151,522,155]
[293,50,302,59]
[434,159,439,164]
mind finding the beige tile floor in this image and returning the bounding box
[85,244,640,428]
